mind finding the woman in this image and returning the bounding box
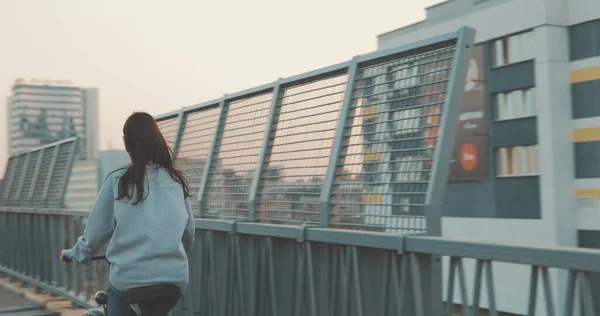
[60,112,195,316]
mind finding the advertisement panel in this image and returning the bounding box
[449,44,488,180]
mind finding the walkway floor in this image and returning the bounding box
[0,283,33,307]
[0,276,86,316]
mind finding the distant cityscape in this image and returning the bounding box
[3,78,129,210]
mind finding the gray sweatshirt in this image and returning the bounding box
[66,166,195,292]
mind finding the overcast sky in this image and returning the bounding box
[0,0,443,177]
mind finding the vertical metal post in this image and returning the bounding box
[248,82,282,221]
[418,27,476,316]
[197,98,227,216]
[424,26,476,237]
[57,214,67,288]
[34,213,43,293]
[1,212,6,268]
[25,213,34,281]
[319,59,359,227]
[172,111,186,158]
[69,216,80,296]
[48,213,58,287]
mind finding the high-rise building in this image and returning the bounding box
[377,0,600,313]
[6,78,99,160]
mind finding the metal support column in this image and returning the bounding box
[248,82,282,221]
[421,26,476,316]
[197,99,226,216]
[319,59,358,227]
[172,111,186,159]
[425,26,476,237]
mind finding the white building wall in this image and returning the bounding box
[83,88,99,160]
[568,0,600,25]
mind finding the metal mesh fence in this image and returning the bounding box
[203,93,273,220]
[256,74,348,224]
[153,29,470,233]
[176,107,221,213]
[157,116,180,149]
[0,138,78,208]
[331,42,457,234]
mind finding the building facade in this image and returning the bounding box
[6,79,99,160]
[378,0,600,314]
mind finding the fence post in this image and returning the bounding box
[319,58,359,227]
[172,111,186,158]
[197,98,226,217]
[248,82,281,221]
[419,27,475,316]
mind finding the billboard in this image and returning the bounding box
[449,44,488,180]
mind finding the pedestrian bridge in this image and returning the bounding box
[0,27,598,316]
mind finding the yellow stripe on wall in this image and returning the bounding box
[361,194,383,204]
[575,189,600,200]
[573,127,600,142]
[570,66,600,83]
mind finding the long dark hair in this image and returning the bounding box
[118,112,190,205]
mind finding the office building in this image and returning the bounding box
[376,0,600,313]
[6,78,99,160]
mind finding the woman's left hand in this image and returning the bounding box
[60,250,71,264]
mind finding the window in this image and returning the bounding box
[494,88,536,120]
[491,32,533,67]
[496,145,539,176]
[569,19,600,61]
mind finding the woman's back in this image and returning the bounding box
[106,166,193,292]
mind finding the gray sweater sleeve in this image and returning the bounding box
[66,176,116,262]
[181,198,195,254]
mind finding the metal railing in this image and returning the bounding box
[0,208,597,315]
[0,138,78,208]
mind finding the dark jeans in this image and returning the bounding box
[108,284,180,316]
[107,284,133,316]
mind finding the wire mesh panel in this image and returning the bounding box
[256,74,348,224]
[157,116,180,149]
[330,41,457,233]
[17,151,40,201]
[46,142,76,208]
[176,107,221,213]
[203,93,273,220]
[31,149,54,207]
[7,155,26,205]
[0,156,18,205]
[7,154,28,206]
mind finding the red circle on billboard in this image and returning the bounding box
[460,143,478,171]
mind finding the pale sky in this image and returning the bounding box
[0,0,443,177]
